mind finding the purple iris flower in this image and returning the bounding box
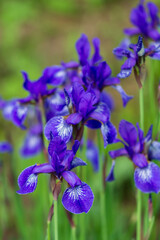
[124,0,160,41]
[17,137,94,214]
[0,142,13,153]
[21,71,56,103]
[0,98,28,129]
[108,120,160,193]
[113,36,160,86]
[44,82,117,147]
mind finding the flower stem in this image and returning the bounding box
[97,130,107,240]
[54,200,58,240]
[137,87,144,240]
[71,227,76,240]
[46,221,51,240]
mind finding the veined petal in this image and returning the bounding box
[44,116,73,143]
[106,160,115,182]
[148,141,160,161]
[119,120,137,146]
[134,162,160,193]
[101,121,117,148]
[62,182,94,214]
[112,85,133,107]
[17,165,38,194]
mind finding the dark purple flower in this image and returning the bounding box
[17,137,94,214]
[113,36,160,86]
[21,71,56,102]
[109,120,160,193]
[124,1,160,41]
[44,82,116,147]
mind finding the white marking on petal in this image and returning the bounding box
[68,185,84,202]
[26,174,37,187]
[55,117,72,140]
[137,167,152,182]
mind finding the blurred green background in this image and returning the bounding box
[1,0,160,239]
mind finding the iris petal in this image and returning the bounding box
[62,182,94,214]
[44,116,73,143]
[134,162,160,193]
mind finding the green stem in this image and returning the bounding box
[137,87,144,240]
[97,130,107,240]
[46,221,51,240]
[54,200,58,240]
[71,227,76,240]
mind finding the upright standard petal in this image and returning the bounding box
[44,116,73,143]
[62,182,94,214]
[91,37,102,64]
[76,34,91,66]
[134,162,160,193]
[119,120,137,146]
[17,165,38,194]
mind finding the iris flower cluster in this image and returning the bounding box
[0,33,132,214]
[2,0,160,216]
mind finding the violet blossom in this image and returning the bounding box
[17,137,94,214]
[108,120,160,193]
